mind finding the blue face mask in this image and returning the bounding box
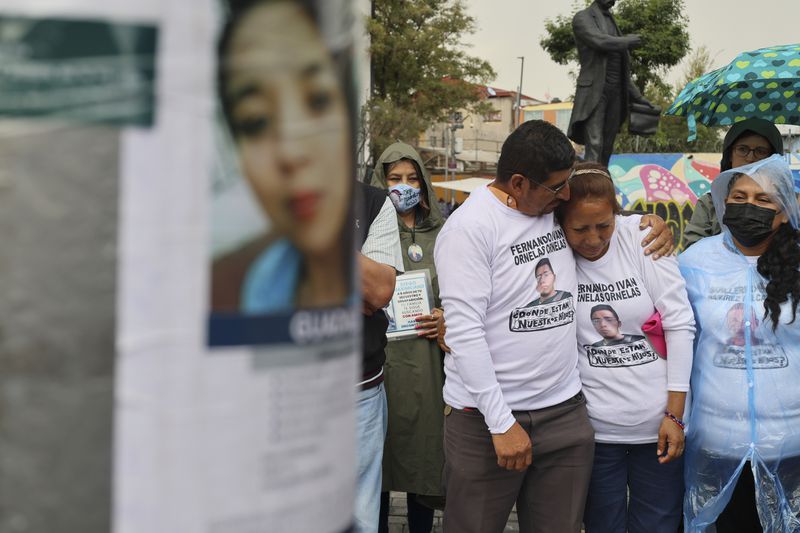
[388,183,421,213]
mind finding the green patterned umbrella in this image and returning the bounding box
[666,43,800,141]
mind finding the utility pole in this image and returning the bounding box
[444,125,449,201]
[515,56,525,128]
[445,113,464,202]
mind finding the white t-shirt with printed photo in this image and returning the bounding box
[574,219,695,443]
[434,184,582,433]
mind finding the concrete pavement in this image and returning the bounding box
[385,492,520,533]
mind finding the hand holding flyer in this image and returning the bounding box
[385,269,434,341]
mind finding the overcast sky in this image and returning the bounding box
[461,0,799,102]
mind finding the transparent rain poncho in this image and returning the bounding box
[678,155,800,532]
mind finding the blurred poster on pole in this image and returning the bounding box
[114,0,360,532]
[0,4,157,532]
[0,0,359,532]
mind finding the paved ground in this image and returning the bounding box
[385,492,520,533]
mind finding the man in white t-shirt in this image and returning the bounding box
[435,120,591,533]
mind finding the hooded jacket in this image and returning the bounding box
[370,142,446,497]
[371,142,444,305]
[679,156,800,531]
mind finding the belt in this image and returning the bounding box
[357,367,384,390]
[444,405,479,416]
[444,392,584,416]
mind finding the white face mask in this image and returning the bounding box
[388,183,421,213]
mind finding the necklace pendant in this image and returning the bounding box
[407,243,424,262]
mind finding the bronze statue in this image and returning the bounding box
[567,0,659,165]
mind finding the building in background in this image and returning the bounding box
[522,100,573,135]
[777,124,800,154]
[418,84,544,173]
[522,100,583,156]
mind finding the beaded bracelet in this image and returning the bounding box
[664,411,686,430]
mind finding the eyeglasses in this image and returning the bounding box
[591,317,618,326]
[528,169,574,196]
[733,144,772,160]
[535,271,553,281]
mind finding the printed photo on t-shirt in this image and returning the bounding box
[712,302,788,369]
[509,257,574,332]
[724,302,762,347]
[525,257,573,306]
[584,304,657,367]
[589,304,645,347]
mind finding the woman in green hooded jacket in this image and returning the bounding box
[372,142,445,533]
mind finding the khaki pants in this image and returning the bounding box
[442,392,595,533]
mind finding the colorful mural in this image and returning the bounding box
[609,153,800,251]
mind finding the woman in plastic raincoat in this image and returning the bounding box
[679,154,800,532]
[371,142,445,533]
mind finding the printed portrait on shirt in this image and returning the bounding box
[584,304,657,367]
[724,302,763,347]
[509,256,575,332]
[525,258,573,307]
[589,304,646,347]
[712,302,788,369]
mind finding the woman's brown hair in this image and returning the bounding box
[554,161,620,225]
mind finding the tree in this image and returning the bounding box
[540,0,689,94]
[364,0,495,165]
[613,46,722,153]
[663,45,722,151]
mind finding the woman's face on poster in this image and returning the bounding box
[224,1,351,257]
